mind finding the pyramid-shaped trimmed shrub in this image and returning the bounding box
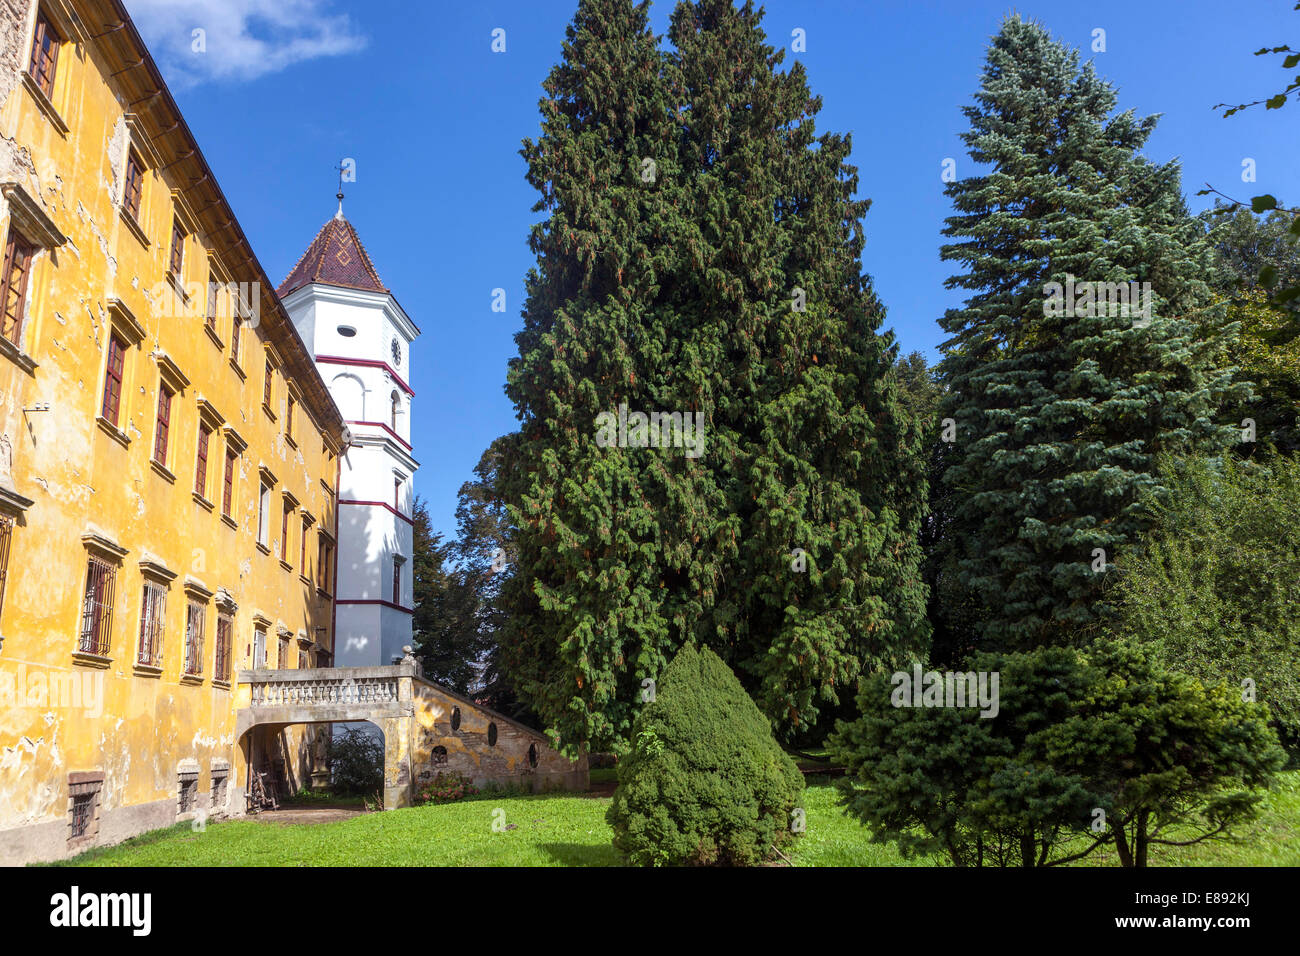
[606,643,805,866]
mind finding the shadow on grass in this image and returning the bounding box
[37,823,195,867]
[540,842,624,867]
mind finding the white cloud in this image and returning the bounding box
[124,0,367,87]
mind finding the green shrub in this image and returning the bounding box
[606,643,805,866]
[327,725,383,797]
[829,641,1287,866]
[1112,455,1300,754]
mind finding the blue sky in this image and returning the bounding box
[123,0,1300,543]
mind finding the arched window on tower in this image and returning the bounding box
[329,373,365,421]
[390,390,400,431]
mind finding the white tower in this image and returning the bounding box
[278,198,419,667]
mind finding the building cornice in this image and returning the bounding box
[279,282,420,341]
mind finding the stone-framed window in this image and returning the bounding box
[137,580,166,668]
[67,771,104,847]
[0,512,13,630]
[27,8,62,100]
[168,216,184,277]
[98,299,147,443]
[182,579,211,680]
[1,228,36,349]
[214,612,233,684]
[0,182,66,367]
[122,149,144,223]
[178,769,199,814]
[211,766,229,812]
[252,623,267,669]
[75,531,128,661]
[136,555,176,673]
[152,381,173,467]
[102,330,127,424]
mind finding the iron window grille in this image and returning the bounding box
[77,557,116,656]
[70,793,93,838]
[214,614,233,683]
[137,580,166,667]
[183,601,205,676]
[178,774,198,813]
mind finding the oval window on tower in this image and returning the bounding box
[487,722,498,747]
[337,325,357,337]
[451,706,461,731]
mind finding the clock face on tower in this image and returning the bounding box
[391,337,402,368]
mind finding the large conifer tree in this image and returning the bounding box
[935,16,1245,651]
[503,0,928,754]
[501,0,689,754]
[665,0,928,733]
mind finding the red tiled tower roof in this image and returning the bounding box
[277,213,387,298]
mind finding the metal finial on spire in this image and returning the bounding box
[333,159,347,219]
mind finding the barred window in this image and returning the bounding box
[1,228,36,348]
[0,514,12,625]
[183,600,205,677]
[212,772,228,809]
[27,9,61,99]
[77,557,116,656]
[214,613,233,682]
[70,793,93,838]
[178,773,198,813]
[137,580,166,668]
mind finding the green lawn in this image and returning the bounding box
[46,771,1300,867]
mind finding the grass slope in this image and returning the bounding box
[46,771,1300,867]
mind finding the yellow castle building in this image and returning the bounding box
[0,0,346,863]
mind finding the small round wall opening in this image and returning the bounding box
[336,325,357,337]
[487,722,498,746]
[432,745,448,765]
[528,743,538,768]
[450,706,461,731]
